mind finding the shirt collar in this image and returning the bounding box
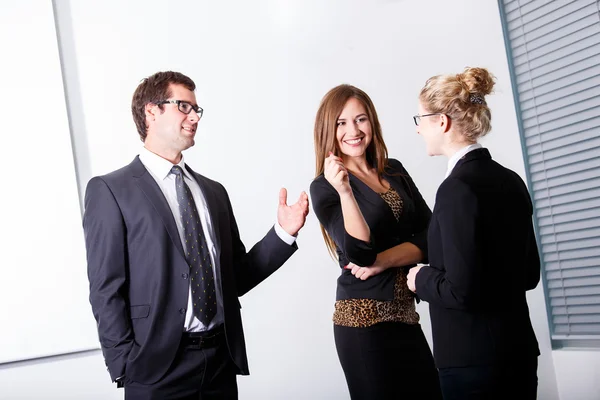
[139,147,189,180]
[445,143,483,178]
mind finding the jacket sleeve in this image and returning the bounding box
[83,177,134,382]
[524,222,541,291]
[393,160,432,259]
[415,178,484,310]
[309,177,376,266]
[522,183,541,291]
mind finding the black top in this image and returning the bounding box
[416,148,541,368]
[310,159,432,301]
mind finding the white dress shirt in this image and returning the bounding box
[139,147,295,332]
[445,143,483,179]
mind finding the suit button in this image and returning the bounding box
[182,273,188,280]
[179,308,186,314]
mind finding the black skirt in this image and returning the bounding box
[334,321,442,400]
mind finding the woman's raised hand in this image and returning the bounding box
[324,152,351,195]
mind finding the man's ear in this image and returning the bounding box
[145,103,158,122]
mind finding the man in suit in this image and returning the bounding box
[83,71,309,399]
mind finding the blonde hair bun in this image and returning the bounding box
[458,67,496,96]
[419,67,496,140]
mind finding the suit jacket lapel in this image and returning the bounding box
[130,156,186,259]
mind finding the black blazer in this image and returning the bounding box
[83,156,297,384]
[416,148,540,368]
[310,159,431,301]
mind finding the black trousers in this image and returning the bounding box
[334,321,442,400]
[438,357,538,400]
[124,328,238,400]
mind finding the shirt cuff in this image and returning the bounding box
[274,222,296,246]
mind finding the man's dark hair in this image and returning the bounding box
[131,71,196,142]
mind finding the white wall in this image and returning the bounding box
[0,352,119,400]
[553,350,600,400]
[1,0,598,399]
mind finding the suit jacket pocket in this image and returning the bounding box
[129,305,150,319]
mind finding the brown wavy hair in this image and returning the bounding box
[313,84,389,259]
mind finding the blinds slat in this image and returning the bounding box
[533,175,600,196]
[551,295,600,307]
[531,156,599,185]
[554,324,600,334]
[506,0,567,24]
[551,304,600,315]
[506,1,590,33]
[521,77,600,112]
[538,216,600,235]
[554,315,600,325]
[516,54,600,87]
[543,239,600,255]
[532,163,600,192]
[521,84,600,119]
[535,187,600,209]
[514,30,600,72]
[524,105,600,135]
[547,266,600,280]
[540,227,600,246]
[521,88,600,127]
[516,42,600,87]
[545,257,600,272]
[544,248,600,264]
[538,207,600,226]
[518,67,600,102]
[536,197,600,218]
[504,1,520,14]
[525,115,600,144]
[529,146,598,173]
[528,127,599,156]
[528,139,600,165]
[511,11,599,59]
[549,285,600,297]
[508,4,598,51]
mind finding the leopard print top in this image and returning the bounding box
[379,186,404,222]
[332,187,420,328]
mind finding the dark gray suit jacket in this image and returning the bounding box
[83,156,297,384]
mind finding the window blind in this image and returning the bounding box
[499,0,600,344]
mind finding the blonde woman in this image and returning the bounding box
[407,67,541,399]
[310,84,441,399]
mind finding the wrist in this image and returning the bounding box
[338,189,354,199]
[274,222,297,244]
[373,254,390,270]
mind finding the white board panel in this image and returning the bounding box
[0,1,99,364]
